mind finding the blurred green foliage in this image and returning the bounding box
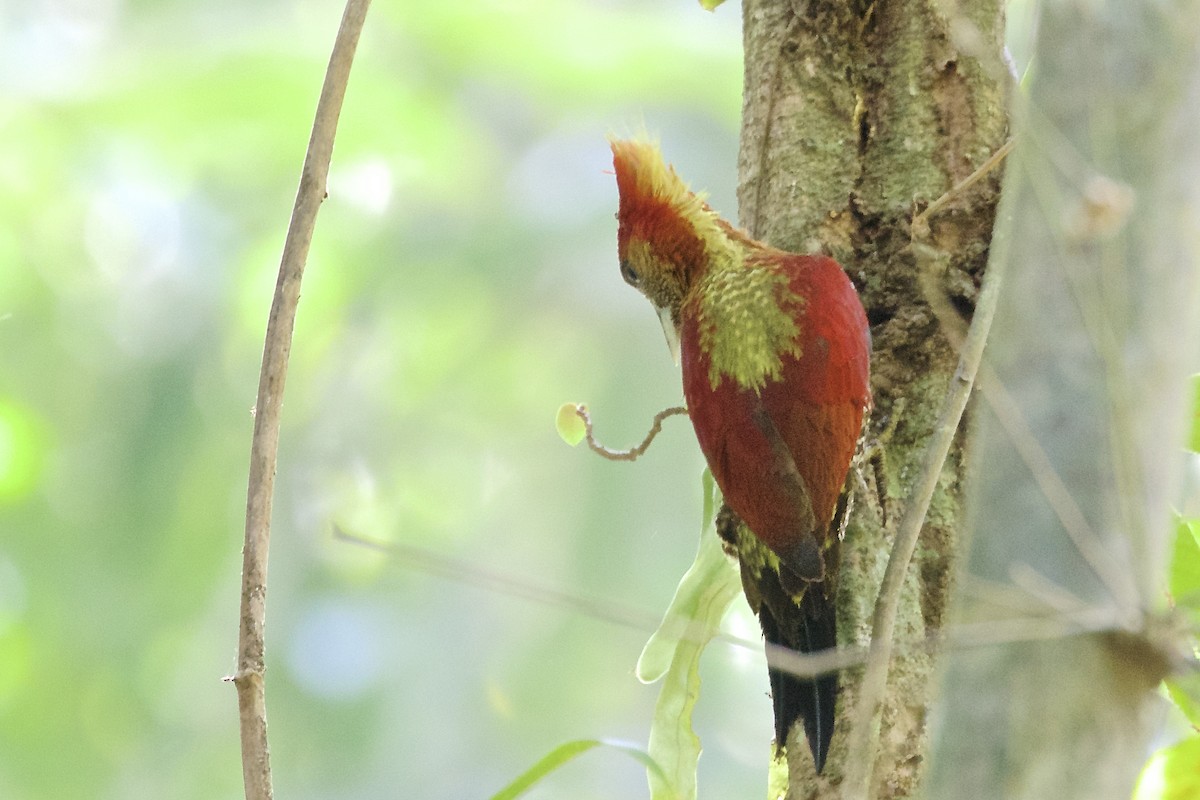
[1141,401,1200,800]
[0,1,771,798]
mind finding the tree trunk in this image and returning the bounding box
[928,3,1200,798]
[737,1,1008,796]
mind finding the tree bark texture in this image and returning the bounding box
[929,3,1200,799]
[737,1,1008,797]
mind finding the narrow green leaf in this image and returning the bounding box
[1169,514,1200,617]
[1165,515,1200,733]
[1165,674,1200,731]
[698,0,726,10]
[700,467,715,534]
[490,738,668,800]
[638,470,741,800]
[637,470,733,683]
[555,402,587,446]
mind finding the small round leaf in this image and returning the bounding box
[555,403,586,446]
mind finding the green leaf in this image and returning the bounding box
[636,470,732,682]
[1134,735,1200,800]
[698,0,726,10]
[555,402,586,446]
[489,738,668,800]
[636,470,741,800]
[1169,514,1200,618]
[1165,515,1200,734]
[1165,673,1200,731]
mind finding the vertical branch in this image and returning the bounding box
[231,2,371,799]
[841,238,1003,800]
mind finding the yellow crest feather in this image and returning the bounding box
[608,137,731,256]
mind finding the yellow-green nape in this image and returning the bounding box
[697,265,804,393]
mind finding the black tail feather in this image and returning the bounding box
[759,584,837,772]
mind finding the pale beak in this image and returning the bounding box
[655,305,681,366]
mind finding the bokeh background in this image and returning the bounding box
[0,1,778,798]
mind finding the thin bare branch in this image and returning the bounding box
[230,3,370,799]
[841,219,1006,800]
[976,364,1139,613]
[911,138,1015,237]
[333,526,669,636]
[334,522,1141,690]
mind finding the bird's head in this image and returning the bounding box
[610,137,735,364]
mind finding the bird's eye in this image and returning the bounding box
[620,260,640,286]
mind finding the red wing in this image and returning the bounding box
[681,255,869,574]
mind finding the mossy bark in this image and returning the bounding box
[736,1,1007,797]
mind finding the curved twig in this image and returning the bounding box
[229,3,371,799]
[575,404,689,461]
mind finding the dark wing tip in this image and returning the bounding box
[779,534,825,584]
[760,584,838,773]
